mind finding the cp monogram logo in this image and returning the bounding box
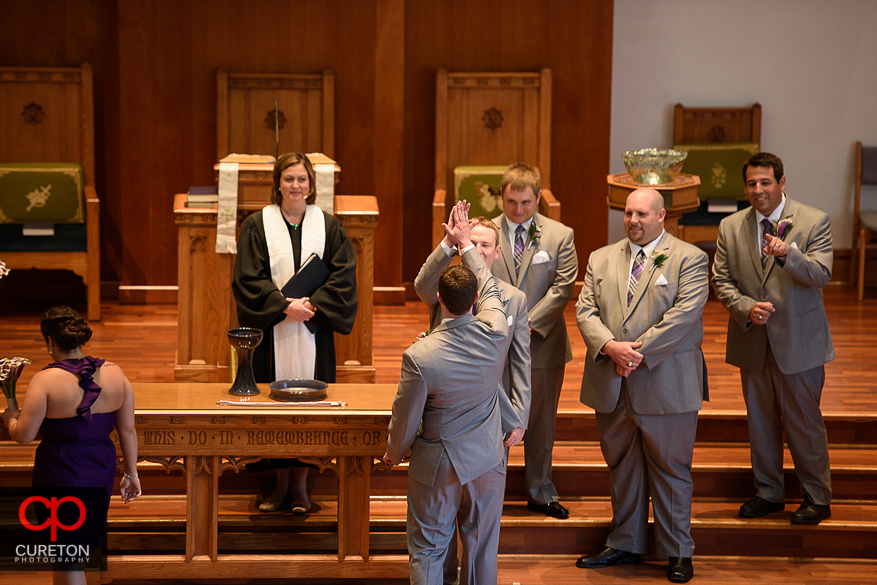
[19,496,86,542]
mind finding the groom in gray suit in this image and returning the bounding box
[712,152,834,525]
[384,202,516,585]
[492,163,578,519]
[575,188,708,584]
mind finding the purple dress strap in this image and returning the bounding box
[43,356,107,422]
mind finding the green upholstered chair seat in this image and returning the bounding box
[0,163,84,224]
[674,143,759,201]
[454,166,509,220]
[0,224,88,251]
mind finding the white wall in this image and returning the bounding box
[609,0,877,248]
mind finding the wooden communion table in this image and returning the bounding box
[102,382,407,581]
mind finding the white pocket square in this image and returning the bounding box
[791,242,799,250]
[507,315,514,327]
[654,273,669,286]
[533,250,551,264]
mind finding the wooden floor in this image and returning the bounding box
[1,285,874,415]
[1,284,877,584]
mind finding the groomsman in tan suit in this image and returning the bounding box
[492,163,577,519]
[575,188,708,583]
[712,152,834,525]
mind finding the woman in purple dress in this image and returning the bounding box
[2,306,140,585]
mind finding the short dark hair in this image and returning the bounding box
[438,265,478,316]
[501,163,541,196]
[743,152,784,183]
[271,152,317,205]
[41,306,92,352]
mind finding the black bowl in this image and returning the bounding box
[268,379,329,402]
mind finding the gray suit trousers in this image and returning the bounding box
[525,365,564,504]
[741,343,832,505]
[408,451,506,585]
[596,386,698,558]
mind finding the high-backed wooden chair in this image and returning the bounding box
[673,103,761,245]
[0,63,100,320]
[673,103,762,146]
[217,68,334,159]
[851,141,877,301]
[432,68,560,246]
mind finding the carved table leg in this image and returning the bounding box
[337,455,371,560]
[186,455,219,562]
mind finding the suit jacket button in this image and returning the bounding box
[761,294,766,300]
[622,328,629,333]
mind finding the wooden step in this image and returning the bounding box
[5,442,877,501]
[554,409,877,445]
[103,495,877,560]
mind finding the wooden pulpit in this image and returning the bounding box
[174,191,377,384]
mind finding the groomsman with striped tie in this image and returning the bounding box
[574,188,709,583]
[492,163,578,519]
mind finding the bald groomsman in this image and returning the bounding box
[492,163,577,519]
[575,188,708,583]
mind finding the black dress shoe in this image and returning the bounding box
[527,501,570,519]
[667,557,693,583]
[739,496,784,518]
[791,495,830,525]
[575,546,641,568]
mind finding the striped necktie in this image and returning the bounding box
[761,218,775,266]
[627,249,646,307]
[514,224,525,276]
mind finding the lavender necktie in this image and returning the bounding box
[761,218,775,266]
[627,249,646,307]
[514,225,525,276]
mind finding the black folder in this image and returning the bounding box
[281,253,330,334]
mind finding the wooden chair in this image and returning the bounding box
[432,68,560,246]
[851,141,877,301]
[673,103,761,245]
[216,68,334,159]
[0,63,100,320]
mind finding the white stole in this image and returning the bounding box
[262,204,326,380]
[215,162,239,253]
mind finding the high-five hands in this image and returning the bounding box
[442,201,476,248]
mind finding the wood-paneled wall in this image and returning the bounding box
[0,0,612,298]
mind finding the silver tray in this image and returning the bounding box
[268,379,329,402]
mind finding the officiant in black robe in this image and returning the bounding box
[232,152,357,514]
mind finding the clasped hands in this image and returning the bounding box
[602,339,643,378]
[442,200,476,249]
[749,301,775,326]
[284,296,317,322]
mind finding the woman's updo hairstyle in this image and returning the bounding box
[40,306,92,352]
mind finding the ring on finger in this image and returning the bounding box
[758,315,763,320]
[627,361,634,367]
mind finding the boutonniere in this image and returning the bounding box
[649,252,668,273]
[772,216,793,239]
[527,222,541,250]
